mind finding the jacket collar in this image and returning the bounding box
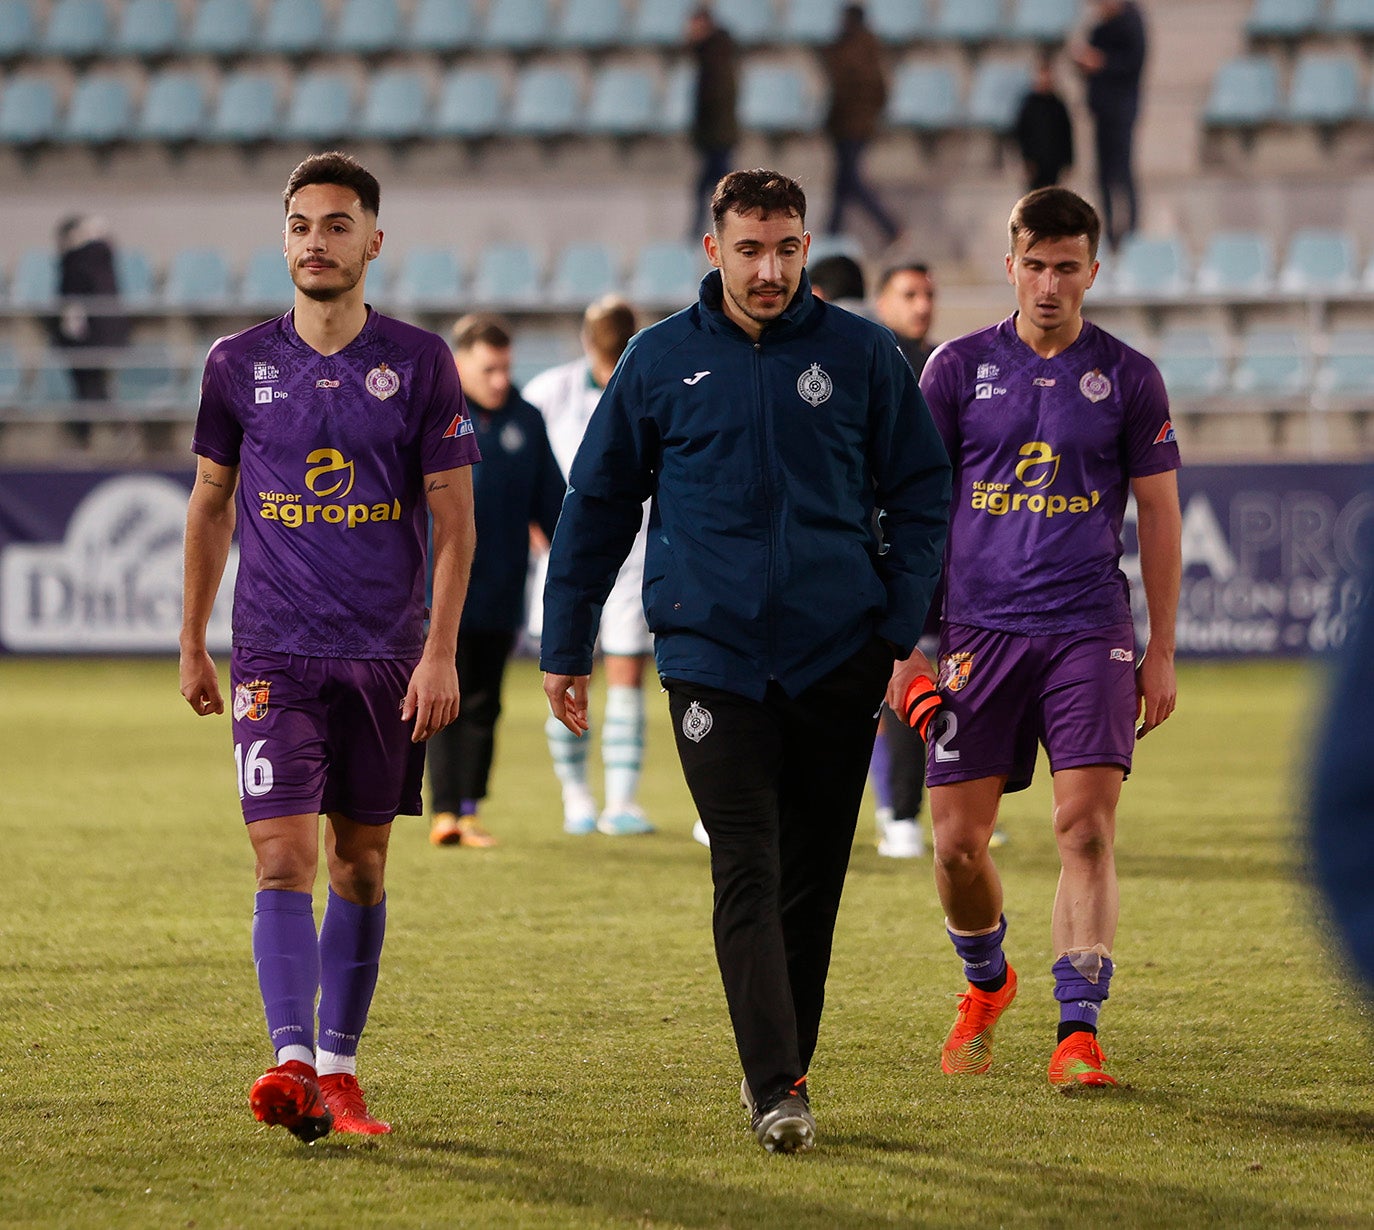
[697,268,818,343]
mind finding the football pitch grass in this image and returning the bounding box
[4,655,1372,1228]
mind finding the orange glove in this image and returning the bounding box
[901,674,944,740]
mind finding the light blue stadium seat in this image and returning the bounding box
[1231,329,1310,396]
[262,0,330,57]
[507,65,582,137]
[1203,56,1281,128]
[42,0,111,57]
[1316,329,1374,396]
[283,71,356,144]
[1195,231,1274,295]
[1327,0,1374,35]
[209,71,280,142]
[482,0,551,51]
[585,65,658,137]
[137,70,210,143]
[966,60,1032,131]
[241,246,294,308]
[0,1,38,60]
[868,0,932,41]
[359,69,428,140]
[473,243,543,305]
[113,0,181,56]
[186,0,258,56]
[29,362,75,405]
[114,346,181,409]
[62,76,133,145]
[1279,229,1359,294]
[393,247,464,306]
[407,0,477,51]
[1155,328,1229,398]
[933,0,1003,43]
[553,0,627,49]
[630,0,694,46]
[1110,234,1188,297]
[782,0,847,45]
[512,331,580,389]
[362,254,389,302]
[0,76,59,146]
[434,67,504,138]
[630,240,703,303]
[548,242,620,306]
[739,63,820,134]
[164,248,233,308]
[656,62,693,132]
[1246,0,1321,39]
[1287,53,1361,125]
[887,61,961,132]
[334,0,402,54]
[0,343,24,405]
[9,248,56,307]
[1008,0,1078,42]
[718,0,776,45]
[115,248,156,304]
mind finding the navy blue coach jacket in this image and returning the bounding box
[540,269,951,700]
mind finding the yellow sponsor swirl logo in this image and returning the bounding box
[304,448,355,499]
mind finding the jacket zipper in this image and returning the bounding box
[753,339,778,679]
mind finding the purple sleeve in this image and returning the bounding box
[420,338,482,475]
[1122,355,1180,478]
[917,342,961,461]
[189,340,242,466]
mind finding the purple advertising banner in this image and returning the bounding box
[0,469,236,653]
[0,464,1369,656]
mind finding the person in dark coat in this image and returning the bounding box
[822,4,900,245]
[1072,0,1147,249]
[686,7,739,238]
[1014,57,1075,192]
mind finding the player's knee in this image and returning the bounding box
[1053,810,1114,860]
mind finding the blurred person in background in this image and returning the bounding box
[1014,55,1075,192]
[525,296,657,837]
[426,314,565,849]
[686,6,740,239]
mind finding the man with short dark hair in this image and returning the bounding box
[179,151,479,1141]
[889,186,1181,1089]
[541,168,951,1153]
[875,263,937,375]
[425,314,565,848]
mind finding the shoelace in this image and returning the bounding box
[323,1075,368,1116]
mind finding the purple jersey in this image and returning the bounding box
[192,309,480,659]
[920,316,1180,635]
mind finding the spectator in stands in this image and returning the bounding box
[1072,0,1147,250]
[687,7,739,239]
[807,253,867,308]
[426,314,565,849]
[1014,56,1075,192]
[821,4,901,247]
[50,214,130,442]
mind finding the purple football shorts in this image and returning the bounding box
[924,622,1138,794]
[228,647,425,824]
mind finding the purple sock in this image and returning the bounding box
[460,798,478,817]
[317,888,386,1059]
[1053,954,1114,1031]
[869,729,893,812]
[948,915,1008,988]
[252,890,319,1058]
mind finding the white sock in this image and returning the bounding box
[602,684,645,812]
[277,1044,315,1068]
[315,1048,357,1077]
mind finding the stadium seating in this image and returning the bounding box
[114,345,182,409]
[240,247,295,309]
[868,0,932,41]
[163,248,233,309]
[262,0,330,58]
[584,66,660,137]
[1008,0,1079,43]
[115,248,156,304]
[1279,229,1359,294]
[406,0,478,52]
[0,76,60,147]
[433,67,504,139]
[112,0,182,58]
[932,0,1004,44]
[739,63,820,134]
[1203,56,1282,129]
[393,247,465,307]
[548,242,621,306]
[781,0,847,45]
[0,1,37,61]
[358,68,430,141]
[0,343,23,405]
[1195,231,1275,294]
[1230,327,1310,396]
[656,62,693,132]
[888,61,962,133]
[1154,327,1230,397]
[208,71,281,143]
[482,0,552,51]
[553,0,629,50]
[137,70,211,144]
[629,0,695,47]
[283,71,357,144]
[334,0,404,55]
[507,65,584,137]
[472,243,543,305]
[719,0,778,45]
[1316,329,1374,396]
[1245,0,1322,40]
[1326,0,1374,36]
[1105,234,1189,297]
[629,240,704,304]
[186,0,259,56]
[42,0,111,58]
[61,76,133,146]
[1287,53,1362,126]
[8,249,56,308]
[966,60,1032,131]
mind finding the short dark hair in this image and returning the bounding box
[451,312,513,352]
[1008,187,1101,261]
[283,152,381,216]
[583,295,637,361]
[877,262,932,293]
[809,254,866,302]
[710,169,807,233]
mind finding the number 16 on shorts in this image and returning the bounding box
[236,739,276,799]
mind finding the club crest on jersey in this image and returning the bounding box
[1079,370,1112,403]
[682,700,714,742]
[797,363,833,407]
[938,652,974,693]
[500,422,526,453]
[233,679,271,721]
[1153,420,1177,445]
[365,364,400,401]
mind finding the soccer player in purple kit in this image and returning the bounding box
[178,152,480,1140]
[888,187,1181,1089]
